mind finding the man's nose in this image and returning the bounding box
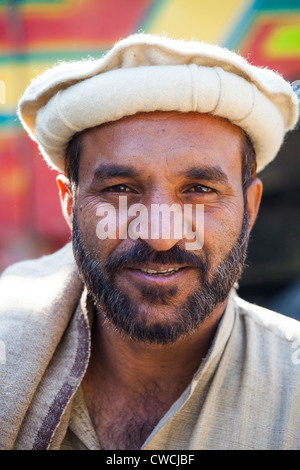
[143,193,186,252]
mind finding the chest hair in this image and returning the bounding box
[89,381,173,450]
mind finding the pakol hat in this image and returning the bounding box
[17,33,299,173]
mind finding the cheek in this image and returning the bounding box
[77,208,97,246]
[202,206,244,260]
[75,204,120,264]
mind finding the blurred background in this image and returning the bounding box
[0,0,299,319]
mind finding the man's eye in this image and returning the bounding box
[188,184,213,193]
[105,184,132,193]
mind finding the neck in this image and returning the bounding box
[83,299,227,393]
[81,299,227,450]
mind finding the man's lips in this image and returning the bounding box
[123,265,194,284]
[132,265,182,275]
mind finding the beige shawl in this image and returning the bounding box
[1,243,300,450]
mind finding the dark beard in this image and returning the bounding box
[72,209,249,345]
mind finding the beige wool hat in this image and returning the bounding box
[17,33,299,174]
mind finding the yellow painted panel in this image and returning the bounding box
[0,63,51,108]
[148,0,249,43]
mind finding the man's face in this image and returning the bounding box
[71,112,253,344]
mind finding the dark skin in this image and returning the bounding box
[57,111,263,449]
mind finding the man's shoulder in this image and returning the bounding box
[234,294,300,340]
[0,242,75,280]
[233,293,300,368]
[0,243,85,450]
[0,241,82,323]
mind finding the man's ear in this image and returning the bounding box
[246,177,263,233]
[56,174,74,230]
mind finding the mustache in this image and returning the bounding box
[105,239,208,276]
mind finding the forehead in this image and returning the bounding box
[79,111,245,179]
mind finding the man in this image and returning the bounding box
[0,33,300,450]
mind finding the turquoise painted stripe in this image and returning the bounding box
[139,0,170,32]
[0,49,107,65]
[259,0,300,10]
[0,0,64,5]
[0,113,20,127]
[222,0,261,50]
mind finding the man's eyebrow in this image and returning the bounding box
[183,166,229,185]
[91,163,229,185]
[92,164,139,181]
